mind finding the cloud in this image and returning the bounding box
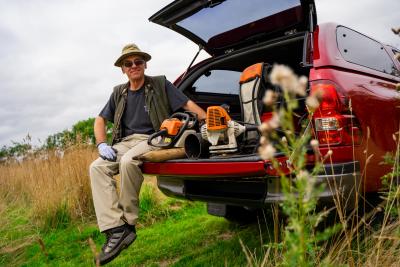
[317,0,400,47]
[0,0,200,146]
[0,0,399,147]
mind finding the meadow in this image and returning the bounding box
[2,61,400,266]
[1,138,400,266]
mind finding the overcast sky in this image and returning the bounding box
[0,0,399,147]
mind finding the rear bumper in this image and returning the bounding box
[265,161,360,207]
[156,161,360,207]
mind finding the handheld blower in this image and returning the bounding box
[200,106,246,154]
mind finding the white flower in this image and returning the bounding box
[269,64,307,96]
[306,88,324,112]
[258,144,276,160]
[258,112,280,133]
[268,112,280,129]
[306,95,320,112]
[263,90,277,106]
[269,64,294,86]
[281,136,288,146]
[259,136,268,145]
[310,139,319,148]
[258,122,270,134]
[296,76,308,96]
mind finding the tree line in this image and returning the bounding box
[0,118,113,160]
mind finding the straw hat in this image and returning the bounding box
[114,43,151,67]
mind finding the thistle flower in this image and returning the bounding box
[258,112,280,133]
[310,139,319,148]
[263,90,278,106]
[259,122,270,134]
[323,150,333,161]
[269,64,306,96]
[310,139,321,162]
[268,112,280,129]
[297,76,309,95]
[306,88,324,112]
[269,64,294,86]
[306,95,320,112]
[281,136,288,147]
[258,143,276,160]
[260,135,269,145]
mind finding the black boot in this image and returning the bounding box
[97,224,136,265]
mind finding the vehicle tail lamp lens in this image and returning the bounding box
[315,117,339,131]
[310,83,342,113]
[310,80,362,146]
[314,115,361,146]
[315,116,341,145]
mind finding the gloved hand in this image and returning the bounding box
[97,143,118,161]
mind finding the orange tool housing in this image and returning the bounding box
[206,106,231,131]
[160,118,183,136]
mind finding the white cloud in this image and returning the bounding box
[0,0,399,147]
[317,0,400,47]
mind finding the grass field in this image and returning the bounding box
[0,147,274,266]
[0,192,272,266]
[2,145,400,266]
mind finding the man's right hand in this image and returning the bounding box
[97,143,117,161]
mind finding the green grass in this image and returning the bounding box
[0,200,273,267]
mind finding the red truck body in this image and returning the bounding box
[141,0,400,216]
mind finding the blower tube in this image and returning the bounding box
[184,133,210,159]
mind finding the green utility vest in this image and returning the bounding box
[111,75,172,144]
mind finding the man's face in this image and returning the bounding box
[121,55,146,81]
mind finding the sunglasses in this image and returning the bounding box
[123,59,145,68]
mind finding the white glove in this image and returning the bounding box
[97,143,117,161]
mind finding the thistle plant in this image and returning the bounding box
[258,64,341,266]
[381,26,400,219]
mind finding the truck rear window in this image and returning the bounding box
[336,26,397,76]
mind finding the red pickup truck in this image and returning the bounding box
[142,0,400,219]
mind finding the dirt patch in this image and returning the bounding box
[217,231,235,241]
[158,257,179,267]
[0,236,36,254]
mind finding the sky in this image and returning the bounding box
[0,0,399,147]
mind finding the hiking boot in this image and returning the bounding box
[96,224,136,265]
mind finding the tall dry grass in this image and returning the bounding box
[0,145,98,228]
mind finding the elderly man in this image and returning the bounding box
[90,43,206,265]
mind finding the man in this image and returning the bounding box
[89,43,206,265]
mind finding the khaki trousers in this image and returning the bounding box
[89,134,156,232]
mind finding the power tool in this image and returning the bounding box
[200,106,247,154]
[147,112,197,148]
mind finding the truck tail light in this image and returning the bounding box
[310,80,362,146]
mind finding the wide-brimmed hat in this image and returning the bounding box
[114,43,151,67]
